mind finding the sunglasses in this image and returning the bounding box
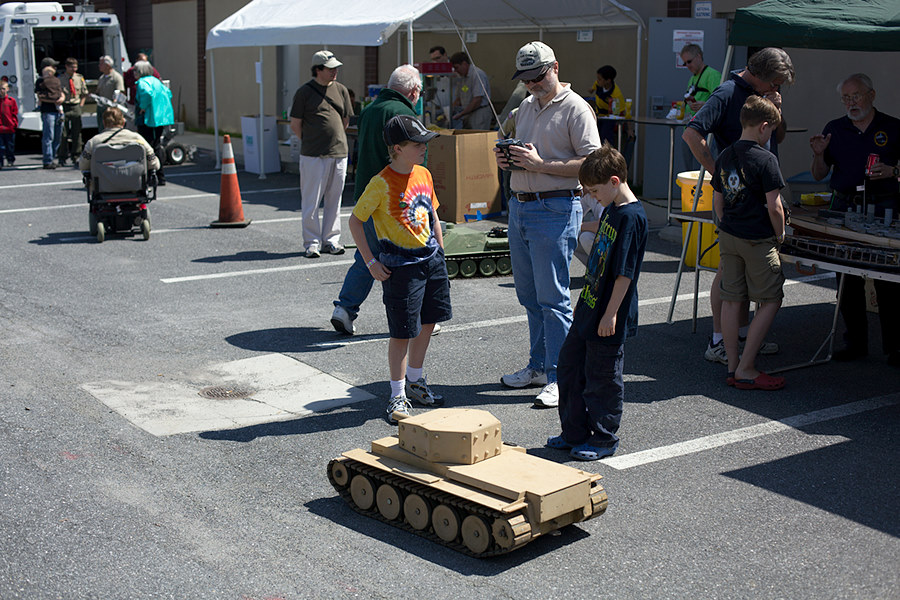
[520,67,550,84]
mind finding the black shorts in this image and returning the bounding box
[382,251,452,339]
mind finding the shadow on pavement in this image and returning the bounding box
[303,495,591,574]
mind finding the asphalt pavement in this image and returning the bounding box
[0,134,897,599]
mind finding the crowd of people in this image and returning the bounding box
[289,40,897,462]
[9,52,172,180]
[5,40,894,460]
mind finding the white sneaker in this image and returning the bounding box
[304,245,320,258]
[501,367,548,389]
[330,305,354,335]
[431,323,442,336]
[704,338,728,365]
[406,375,443,406]
[385,395,411,424]
[533,382,559,408]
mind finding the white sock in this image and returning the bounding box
[711,333,723,345]
[406,366,423,383]
[390,379,405,398]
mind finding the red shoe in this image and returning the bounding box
[734,371,785,391]
[726,372,736,387]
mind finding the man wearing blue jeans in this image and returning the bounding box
[36,64,64,169]
[331,65,423,335]
[494,42,601,408]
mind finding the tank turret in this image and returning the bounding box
[441,223,512,278]
[327,408,608,556]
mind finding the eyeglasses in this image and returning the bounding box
[840,91,869,105]
[684,58,695,65]
[520,67,549,85]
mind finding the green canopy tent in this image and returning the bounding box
[729,0,900,52]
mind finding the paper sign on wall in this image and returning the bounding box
[577,30,593,42]
[695,1,712,19]
[255,61,262,84]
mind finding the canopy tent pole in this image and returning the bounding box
[632,22,642,184]
[407,20,414,64]
[211,50,220,168]
[258,47,266,180]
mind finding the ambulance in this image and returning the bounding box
[0,1,130,132]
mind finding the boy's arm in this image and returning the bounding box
[431,206,444,249]
[713,190,725,223]
[349,214,391,281]
[598,275,632,337]
[765,189,786,242]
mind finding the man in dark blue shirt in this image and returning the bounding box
[810,73,900,366]
[682,48,794,366]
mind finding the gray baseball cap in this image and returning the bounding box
[312,50,342,68]
[512,41,556,80]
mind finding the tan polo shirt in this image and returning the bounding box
[510,83,601,193]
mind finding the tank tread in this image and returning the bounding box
[328,456,534,557]
[444,252,512,278]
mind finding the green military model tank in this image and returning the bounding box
[441,222,512,279]
[327,408,608,557]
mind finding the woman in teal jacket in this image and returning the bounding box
[134,60,174,183]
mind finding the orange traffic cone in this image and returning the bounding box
[210,134,251,228]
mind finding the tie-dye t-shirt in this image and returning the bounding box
[352,164,440,267]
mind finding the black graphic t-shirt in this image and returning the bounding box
[712,140,784,240]
[573,201,648,344]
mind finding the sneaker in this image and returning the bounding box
[43,163,57,170]
[304,246,320,258]
[432,323,442,336]
[740,336,779,355]
[704,337,728,365]
[385,395,412,424]
[501,367,547,389]
[533,382,559,408]
[323,243,345,255]
[406,375,443,406]
[330,305,355,335]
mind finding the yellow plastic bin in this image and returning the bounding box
[676,170,720,268]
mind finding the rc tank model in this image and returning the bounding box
[327,408,608,557]
[441,222,512,279]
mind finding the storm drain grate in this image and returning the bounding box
[198,385,256,400]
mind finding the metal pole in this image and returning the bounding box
[258,47,266,180]
[211,50,220,168]
[632,23,642,184]
[407,20,414,64]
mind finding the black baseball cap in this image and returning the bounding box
[383,115,439,146]
[40,57,59,69]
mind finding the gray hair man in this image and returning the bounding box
[809,73,900,365]
[682,47,795,366]
[95,54,124,132]
[494,41,601,408]
[330,64,423,335]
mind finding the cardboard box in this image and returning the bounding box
[427,129,501,223]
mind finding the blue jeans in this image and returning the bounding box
[507,194,581,382]
[0,133,14,165]
[41,111,62,165]
[334,217,382,319]
[557,329,625,448]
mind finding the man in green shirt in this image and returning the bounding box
[330,64,423,335]
[680,44,721,169]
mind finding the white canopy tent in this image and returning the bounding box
[206,0,646,173]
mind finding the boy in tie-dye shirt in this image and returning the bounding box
[349,115,452,423]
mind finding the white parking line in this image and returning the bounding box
[0,203,84,214]
[160,259,355,283]
[604,394,899,470]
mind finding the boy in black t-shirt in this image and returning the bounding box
[712,95,787,391]
[545,146,648,461]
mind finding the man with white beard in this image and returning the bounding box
[810,73,900,366]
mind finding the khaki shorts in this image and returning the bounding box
[718,230,784,303]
